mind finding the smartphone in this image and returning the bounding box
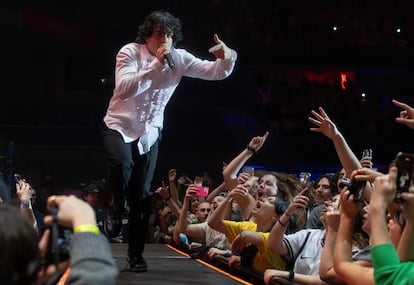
[362,148,373,158]
[196,186,209,197]
[349,180,366,201]
[339,178,365,201]
[303,180,315,200]
[14,174,23,188]
[394,152,414,202]
[299,172,312,185]
[241,167,254,176]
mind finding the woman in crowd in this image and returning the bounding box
[208,183,288,273]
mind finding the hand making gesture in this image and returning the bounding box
[209,34,233,60]
[392,99,414,129]
[308,107,339,140]
[247,131,270,153]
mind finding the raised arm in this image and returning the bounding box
[168,169,180,205]
[16,180,38,234]
[319,205,343,284]
[398,187,414,260]
[223,131,269,192]
[309,107,362,179]
[155,182,181,218]
[208,34,236,60]
[208,185,248,233]
[333,188,374,285]
[369,168,397,246]
[308,107,375,202]
[177,185,204,240]
[267,189,308,257]
[392,99,414,129]
[206,182,227,203]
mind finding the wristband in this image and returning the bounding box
[278,220,287,227]
[74,224,100,234]
[288,271,295,281]
[224,249,231,257]
[20,200,31,209]
[246,145,257,154]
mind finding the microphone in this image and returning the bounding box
[165,53,175,70]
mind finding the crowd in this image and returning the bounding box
[1,98,414,284]
[145,98,414,284]
[2,4,414,284]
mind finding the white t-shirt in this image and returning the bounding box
[283,229,325,275]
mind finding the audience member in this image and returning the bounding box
[320,184,371,284]
[176,185,230,258]
[15,178,38,234]
[0,195,118,285]
[369,166,414,284]
[264,189,337,284]
[222,132,269,220]
[29,186,46,237]
[306,173,338,229]
[208,183,287,273]
[82,184,108,234]
[308,107,373,202]
[221,132,306,232]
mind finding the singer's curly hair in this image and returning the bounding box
[135,10,183,46]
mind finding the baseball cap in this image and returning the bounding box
[83,184,100,194]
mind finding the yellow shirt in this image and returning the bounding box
[223,220,286,272]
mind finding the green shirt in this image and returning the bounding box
[371,243,414,285]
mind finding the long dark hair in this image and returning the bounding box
[317,173,339,195]
[0,203,41,285]
[135,10,183,46]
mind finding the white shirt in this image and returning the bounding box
[195,222,230,249]
[104,43,237,154]
[283,229,325,276]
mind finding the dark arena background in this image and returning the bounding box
[1,1,413,210]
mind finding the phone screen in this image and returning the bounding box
[14,174,23,187]
[241,167,254,176]
[394,152,414,202]
[196,186,209,197]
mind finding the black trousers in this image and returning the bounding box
[102,128,160,256]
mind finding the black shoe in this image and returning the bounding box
[127,255,148,272]
[104,209,123,238]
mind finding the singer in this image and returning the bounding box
[102,10,237,273]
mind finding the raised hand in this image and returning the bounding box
[154,181,170,200]
[247,131,270,152]
[392,99,414,129]
[208,34,232,59]
[308,107,339,140]
[287,187,310,214]
[168,169,177,182]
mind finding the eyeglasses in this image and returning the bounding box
[199,208,211,213]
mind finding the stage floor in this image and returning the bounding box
[112,243,255,285]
